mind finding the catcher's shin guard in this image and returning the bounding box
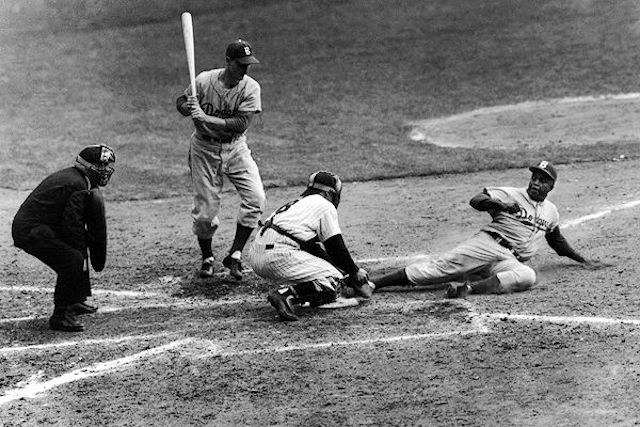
[289,280,338,307]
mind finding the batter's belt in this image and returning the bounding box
[195,132,233,144]
[484,231,522,260]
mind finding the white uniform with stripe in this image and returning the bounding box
[247,194,344,286]
[405,186,559,292]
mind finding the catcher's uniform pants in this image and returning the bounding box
[189,136,265,239]
[404,231,536,293]
[13,225,90,308]
[247,228,343,288]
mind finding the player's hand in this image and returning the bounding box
[348,268,374,299]
[351,268,369,287]
[187,96,206,120]
[582,259,613,270]
[502,201,521,214]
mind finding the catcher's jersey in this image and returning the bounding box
[185,68,261,142]
[480,186,559,260]
[264,194,342,244]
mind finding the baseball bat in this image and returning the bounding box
[181,12,197,97]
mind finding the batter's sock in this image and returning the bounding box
[229,224,254,255]
[469,275,501,294]
[198,238,213,260]
[371,269,411,289]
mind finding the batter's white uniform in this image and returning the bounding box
[405,186,559,292]
[247,194,344,287]
[186,68,265,239]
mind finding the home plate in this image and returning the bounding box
[316,296,361,309]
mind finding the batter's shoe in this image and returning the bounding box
[267,290,298,321]
[68,301,98,315]
[446,283,471,299]
[49,309,84,332]
[199,257,215,278]
[223,252,243,280]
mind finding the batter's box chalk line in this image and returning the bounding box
[0,338,198,405]
[0,333,174,355]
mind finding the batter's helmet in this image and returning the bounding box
[76,144,116,187]
[304,171,343,207]
[529,160,557,182]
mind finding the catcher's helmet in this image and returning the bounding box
[304,171,343,207]
[76,144,116,187]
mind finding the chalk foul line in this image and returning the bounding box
[486,312,640,326]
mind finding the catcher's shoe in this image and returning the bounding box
[446,283,471,299]
[267,290,298,321]
[223,252,243,280]
[199,257,215,278]
[68,301,98,315]
[49,310,84,332]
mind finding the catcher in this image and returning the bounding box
[371,160,610,297]
[12,145,116,332]
[247,171,373,321]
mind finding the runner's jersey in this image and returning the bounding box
[480,186,559,260]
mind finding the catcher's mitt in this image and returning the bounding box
[86,188,107,272]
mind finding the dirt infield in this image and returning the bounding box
[2,158,640,426]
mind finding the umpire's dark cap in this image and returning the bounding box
[226,39,260,65]
[78,144,116,165]
[529,160,557,182]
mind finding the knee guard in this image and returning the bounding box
[289,279,338,307]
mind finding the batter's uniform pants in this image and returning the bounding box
[404,231,537,293]
[189,135,265,239]
[247,227,343,290]
[13,224,90,308]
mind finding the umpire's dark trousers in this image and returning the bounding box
[13,224,90,308]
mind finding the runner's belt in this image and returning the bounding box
[485,231,521,260]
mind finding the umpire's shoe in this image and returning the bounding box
[49,307,84,332]
[199,256,215,278]
[267,290,298,321]
[69,301,98,315]
[223,251,244,280]
[446,283,471,299]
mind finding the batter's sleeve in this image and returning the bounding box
[238,78,261,113]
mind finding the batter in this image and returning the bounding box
[176,39,265,280]
[371,161,610,297]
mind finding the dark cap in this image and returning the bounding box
[529,160,557,182]
[225,39,259,65]
[78,144,116,165]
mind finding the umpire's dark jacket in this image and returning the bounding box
[12,166,94,307]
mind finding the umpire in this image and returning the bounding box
[12,145,116,332]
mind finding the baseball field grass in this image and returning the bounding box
[2,0,640,200]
